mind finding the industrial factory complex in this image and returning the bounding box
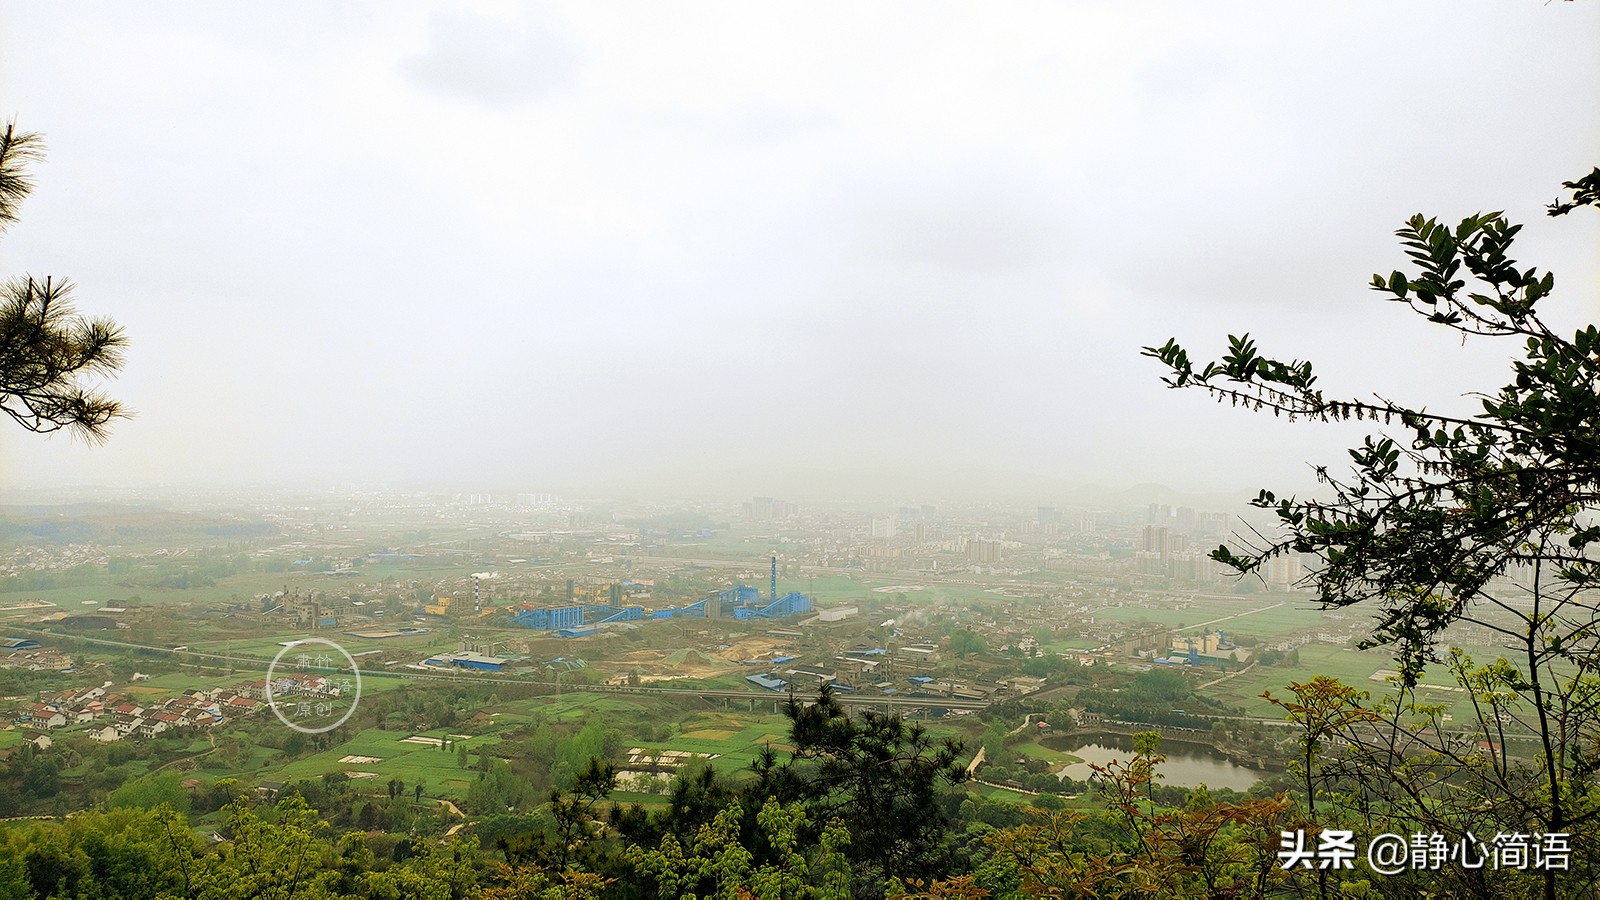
[505,556,812,636]
[398,557,818,674]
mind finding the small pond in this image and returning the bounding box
[1043,731,1263,792]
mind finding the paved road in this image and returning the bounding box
[147,745,218,775]
[1176,603,1285,633]
[11,626,989,711]
[0,811,88,822]
[1198,662,1257,690]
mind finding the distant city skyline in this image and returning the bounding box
[2,3,1596,499]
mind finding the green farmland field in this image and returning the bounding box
[271,727,489,799]
[1202,644,1391,715]
[1199,641,1503,723]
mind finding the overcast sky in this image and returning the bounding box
[1,2,1597,503]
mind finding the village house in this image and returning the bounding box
[134,717,168,739]
[89,725,122,743]
[18,704,67,729]
[153,710,186,729]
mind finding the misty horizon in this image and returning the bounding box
[3,3,1597,500]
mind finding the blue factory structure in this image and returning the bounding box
[511,604,646,631]
[511,556,812,634]
[423,651,506,671]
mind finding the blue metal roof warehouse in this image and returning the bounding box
[423,651,506,671]
[746,673,787,691]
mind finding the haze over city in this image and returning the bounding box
[7,7,1600,896]
[2,2,1596,502]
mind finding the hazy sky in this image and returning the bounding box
[2,2,1597,502]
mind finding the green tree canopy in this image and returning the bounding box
[753,684,968,896]
[0,119,126,441]
[1145,166,1600,899]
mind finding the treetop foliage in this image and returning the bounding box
[1147,166,1600,899]
[1143,168,1600,685]
[0,119,127,442]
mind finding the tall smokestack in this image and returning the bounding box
[771,555,778,604]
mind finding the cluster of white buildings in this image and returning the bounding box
[0,648,75,671]
[0,543,110,577]
[268,673,346,700]
[11,680,268,744]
